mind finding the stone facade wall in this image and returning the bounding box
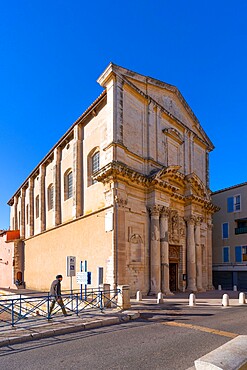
[8,63,217,294]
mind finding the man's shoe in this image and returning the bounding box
[64,313,72,317]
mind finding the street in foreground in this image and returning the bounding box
[0,301,246,370]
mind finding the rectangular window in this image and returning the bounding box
[35,196,39,219]
[228,195,241,212]
[243,246,247,261]
[223,247,229,263]
[235,195,241,211]
[222,223,229,239]
[68,172,73,199]
[48,186,54,210]
[235,246,242,262]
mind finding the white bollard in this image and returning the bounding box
[157,292,164,304]
[222,293,229,307]
[239,292,246,305]
[233,285,237,292]
[218,285,222,291]
[136,290,142,301]
[189,293,196,306]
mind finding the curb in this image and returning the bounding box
[0,312,140,348]
[194,335,247,369]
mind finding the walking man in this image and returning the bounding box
[48,274,71,318]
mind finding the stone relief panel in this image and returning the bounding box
[129,234,143,263]
[169,245,180,261]
[168,210,180,244]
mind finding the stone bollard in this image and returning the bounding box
[117,285,131,310]
[99,283,111,308]
[189,293,196,306]
[218,285,222,291]
[233,285,237,292]
[157,292,164,304]
[239,292,246,305]
[136,291,142,301]
[222,293,229,307]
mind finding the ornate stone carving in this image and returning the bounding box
[169,210,179,244]
[169,245,180,260]
[160,206,170,218]
[179,216,186,237]
[148,204,161,217]
[114,195,128,208]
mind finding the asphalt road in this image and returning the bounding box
[0,304,246,370]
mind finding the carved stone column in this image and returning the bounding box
[29,177,34,236]
[20,187,26,239]
[186,216,197,291]
[195,217,203,291]
[160,207,171,294]
[149,205,161,294]
[54,147,61,226]
[40,164,46,232]
[207,221,214,289]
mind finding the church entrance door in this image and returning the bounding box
[169,263,178,292]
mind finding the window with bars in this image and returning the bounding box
[35,195,39,219]
[64,170,73,200]
[47,184,54,210]
[92,152,100,184]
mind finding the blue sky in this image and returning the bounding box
[0,1,247,229]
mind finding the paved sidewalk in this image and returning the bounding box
[0,289,245,348]
[0,309,140,347]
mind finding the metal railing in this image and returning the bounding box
[0,288,121,327]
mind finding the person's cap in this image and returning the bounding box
[56,274,63,279]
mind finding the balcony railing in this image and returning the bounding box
[235,227,247,235]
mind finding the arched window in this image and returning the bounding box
[47,184,54,210]
[92,152,100,179]
[35,195,39,219]
[87,148,100,186]
[64,170,73,200]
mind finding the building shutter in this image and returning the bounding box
[223,247,229,262]
[235,246,242,263]
[227,197,234,212]
[222,223,229,239]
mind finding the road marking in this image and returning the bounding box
[163,321,238,338]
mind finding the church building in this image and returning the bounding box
[8,63,217,295]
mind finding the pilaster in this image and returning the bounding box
[14,195,18,230]
[73,125,83,218]
[20,188,26,239]
[40,164,46,232]
[29,177,34,236]
[54,146,61,225]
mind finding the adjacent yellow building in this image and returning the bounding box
[7,63,217,295]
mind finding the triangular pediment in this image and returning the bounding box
[97,63,214,150]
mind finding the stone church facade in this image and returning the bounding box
[8,63,217,295]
